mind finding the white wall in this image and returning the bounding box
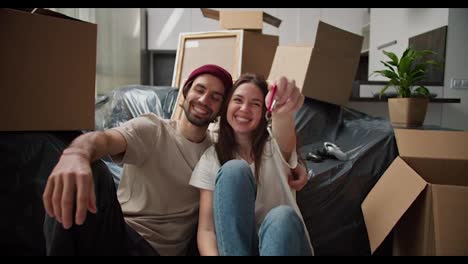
[95,8,142,95]
[321,8,369,35]
[147,8,191,51]
[51,8,143,96]
[442,8,468,131]
[350,8,468,130]
[147,8,369,49]
[368,8,449,81]
[406,8,449,37]
[147,8,468,130]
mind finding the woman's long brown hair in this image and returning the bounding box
[214,73,269,180]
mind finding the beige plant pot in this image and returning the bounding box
[388,98,429,128]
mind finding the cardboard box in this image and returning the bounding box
[200,8,281,31]
[362,128,468,255]
[0,8,97,131]
[170,30,278,120]
[268,21,363,106]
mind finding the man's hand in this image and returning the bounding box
[42,148,97,229]
[288,163,309,191]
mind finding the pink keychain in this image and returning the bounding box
[267,84,278,113]
[266,84,278,130]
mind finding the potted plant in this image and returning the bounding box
[372,47,439,127]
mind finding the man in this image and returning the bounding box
[42,64,308,256]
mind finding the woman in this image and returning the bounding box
[189,73,313,256]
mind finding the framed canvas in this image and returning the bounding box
[170,30,278,120]
[171,31,243,120]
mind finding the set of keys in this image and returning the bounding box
[265,84,277,130]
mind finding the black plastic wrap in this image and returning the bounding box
[295,98,398,255]
[0,132,73,255]
[0,86,178,255]
[0,131,128,255]
[1,87,397,255]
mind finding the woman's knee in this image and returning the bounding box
[215,160,254,188]
[259,206,311,256]
[263,205,302,230]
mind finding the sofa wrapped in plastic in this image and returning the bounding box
[95,87,397,255]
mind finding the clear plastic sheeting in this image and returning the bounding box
[295,98,398,256]
[95,85,178,131]
[95,85,179,187]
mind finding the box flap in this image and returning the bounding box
[267,46,313,91]
[394,129,468,160]
[10,8,86,23]
[263,12,282,28]
[200,8,281,29]
[392,186,435,256]
[432,185,468,255]
[404,158,468,186]
[200,8,220,20]
[242,31,278,79]
[362,157,427,254]
[394,129,468,185]
[305,21,363,106]
[220,10,263,30]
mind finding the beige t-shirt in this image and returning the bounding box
[112,113,212,256]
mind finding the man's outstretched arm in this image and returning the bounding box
[42,130,127,229]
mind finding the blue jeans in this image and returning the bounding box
[213,160,312,256]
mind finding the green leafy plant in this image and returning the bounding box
[372,47,440,98]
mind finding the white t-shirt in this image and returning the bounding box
[189,136,314,254]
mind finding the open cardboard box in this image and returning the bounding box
[0,8,97,131]
[200,8,281,32]
[268,21,363,106]
[362,128,468,255]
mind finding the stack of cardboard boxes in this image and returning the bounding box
[171,9,364,120]
[0,8,97,131]
[170,8,280,120]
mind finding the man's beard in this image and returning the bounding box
[181,100,216,127]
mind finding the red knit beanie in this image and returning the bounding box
[182,64,233,98]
